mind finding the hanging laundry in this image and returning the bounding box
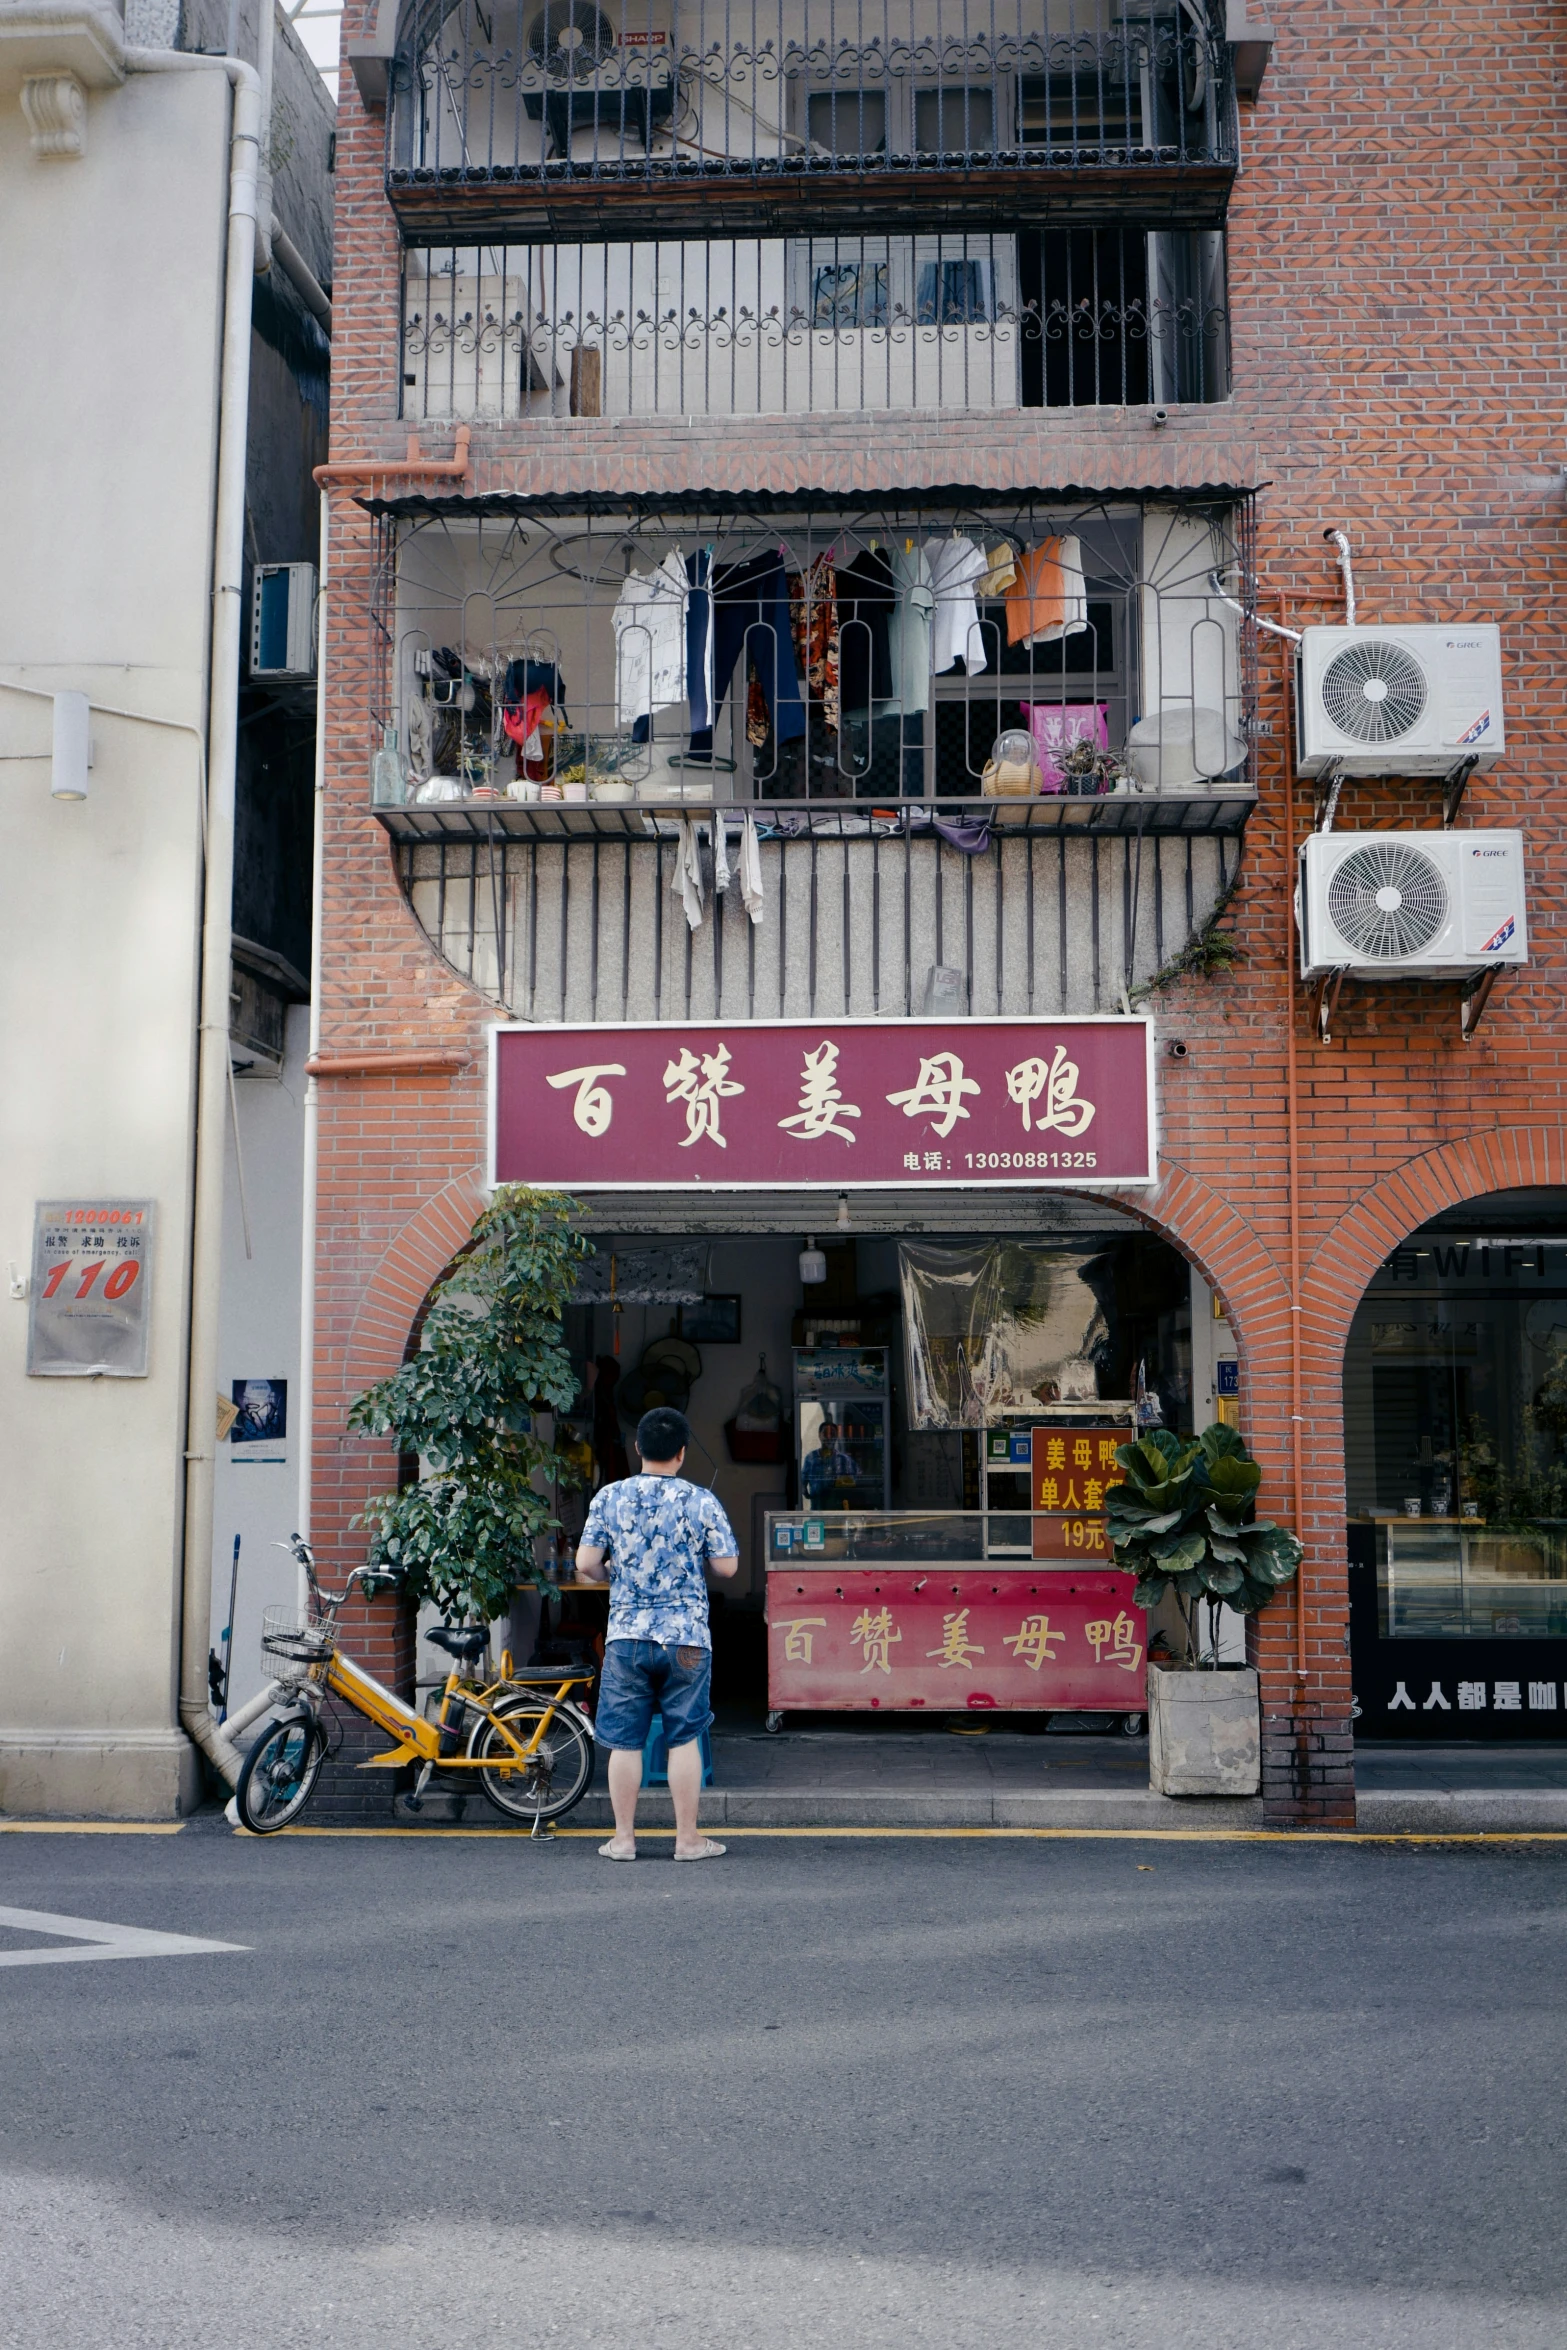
[687,551,805,761]
[836,544,896,714]
[671,817,705,932]
[685,549,715,734]
[789,554,840,735]
[746,662,770,747]
[500,656,568,781]
[885,542,936,717]
[611,553,688,726]
[738,811,764,926]
[978,542,1017,598]
[927,534,989,675]
[1005,534,1089,649]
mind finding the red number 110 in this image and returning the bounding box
[41,1259,140,1302]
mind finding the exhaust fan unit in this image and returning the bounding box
[1295,624,1504,777]
[520,2,674,146]
[1298,830,1528,979]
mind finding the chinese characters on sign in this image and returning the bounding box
[1032,1426,1125,1561]
[767,1569,1144,1710]
[492,1019,1153,1188]
[1383,1678,1558,1715]
[27,1201,155,1378]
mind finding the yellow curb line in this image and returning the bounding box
[5,1821,1566,1847]
[256,1824,1567,1845]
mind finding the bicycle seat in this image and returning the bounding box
[426,1625,489,1662]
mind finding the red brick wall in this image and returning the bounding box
[312,3,1567,1824]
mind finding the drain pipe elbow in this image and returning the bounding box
[1323,529,1357,628]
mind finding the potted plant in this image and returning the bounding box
[348,1186,590,1628]
[1107,1423,1303,1796]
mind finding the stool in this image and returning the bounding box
[641,1713,715,1790]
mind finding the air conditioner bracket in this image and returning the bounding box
[1460,965,1500,1043]
[1442,755,1479,829]
[1314,966,1348,1045]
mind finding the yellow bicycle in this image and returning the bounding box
[234,1537,596,1834]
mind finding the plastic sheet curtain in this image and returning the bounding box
[899,1239,1112,1426]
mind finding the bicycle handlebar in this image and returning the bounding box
[280,1537,374,1613]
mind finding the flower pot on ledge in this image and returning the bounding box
[1148,1662,1261,1797]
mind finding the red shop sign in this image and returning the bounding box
[765,1568,1146,1712]
[489,1017,1155,1189]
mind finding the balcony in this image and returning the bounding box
[386,2,1237,241]
[361,485,1257,830]
[402,223,1228,419]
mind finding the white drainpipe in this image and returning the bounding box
[296,490,328,1583]
[123,42,263,1790]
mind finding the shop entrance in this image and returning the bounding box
[1345,1189,1567,1740]
[547,1200,1202,1731]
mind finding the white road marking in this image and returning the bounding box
[0,1905,247,1968]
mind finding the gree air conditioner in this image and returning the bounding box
[1295,624,1504,777]
[519,2,675,145]
[249,562,317,680]
[1297,830,1528,980]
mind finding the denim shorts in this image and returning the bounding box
[595,1638,713,1752]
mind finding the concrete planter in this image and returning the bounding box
[1148,1663,1260,1797]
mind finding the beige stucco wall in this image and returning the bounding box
[0,63,231,1815]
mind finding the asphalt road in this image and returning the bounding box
[1,1825,1564,2350]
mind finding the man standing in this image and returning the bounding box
[576,1406,737,1861]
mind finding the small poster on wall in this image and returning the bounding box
[27,1201,154,1378]
[230,1378,287,1462]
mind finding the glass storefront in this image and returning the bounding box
[1346,1196,1567,1737]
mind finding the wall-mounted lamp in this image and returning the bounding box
[51,691,91,801]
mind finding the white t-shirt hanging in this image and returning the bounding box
[927,534,989,675]
[612,552,689,725]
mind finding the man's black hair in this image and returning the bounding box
[636,1406,691,1464]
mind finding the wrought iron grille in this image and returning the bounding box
[402,224,1227,418]
[364,489,1257,808]
[391,806,1239,1018]
[386,1,1236,237]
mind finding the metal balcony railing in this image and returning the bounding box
[403,224,1228,419]
[361,489,1257,822]
[387,2,1236,238]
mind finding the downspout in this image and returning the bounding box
[124,44,263,1789]
[297,490,327,1577]
[1277,594,1308,1693]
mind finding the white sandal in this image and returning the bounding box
[672,1838,726,1862]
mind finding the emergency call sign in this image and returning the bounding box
[27,1200,154,1377]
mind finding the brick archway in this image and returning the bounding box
[343,1169,488,1398]
[1302,1126,1567,1362]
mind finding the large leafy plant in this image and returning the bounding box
[1107,1423,1303,1665]
[348,1186,589,1623]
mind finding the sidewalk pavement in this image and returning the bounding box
[397,1730,1567,1834]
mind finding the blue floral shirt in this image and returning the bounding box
[580,1475,737,1651]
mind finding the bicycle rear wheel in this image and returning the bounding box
[236,1714,326,1833]
[470,1698,594,1823]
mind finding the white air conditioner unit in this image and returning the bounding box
[1298,830,1528,979]
[249,562,317,680]
[1295,624,1504,777]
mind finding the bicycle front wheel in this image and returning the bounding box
[236,1714,325,1833]
[470,1698,594,1824]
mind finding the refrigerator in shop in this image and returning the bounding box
[793,1347,890,1512]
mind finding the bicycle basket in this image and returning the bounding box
[261,1607,335,1678]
